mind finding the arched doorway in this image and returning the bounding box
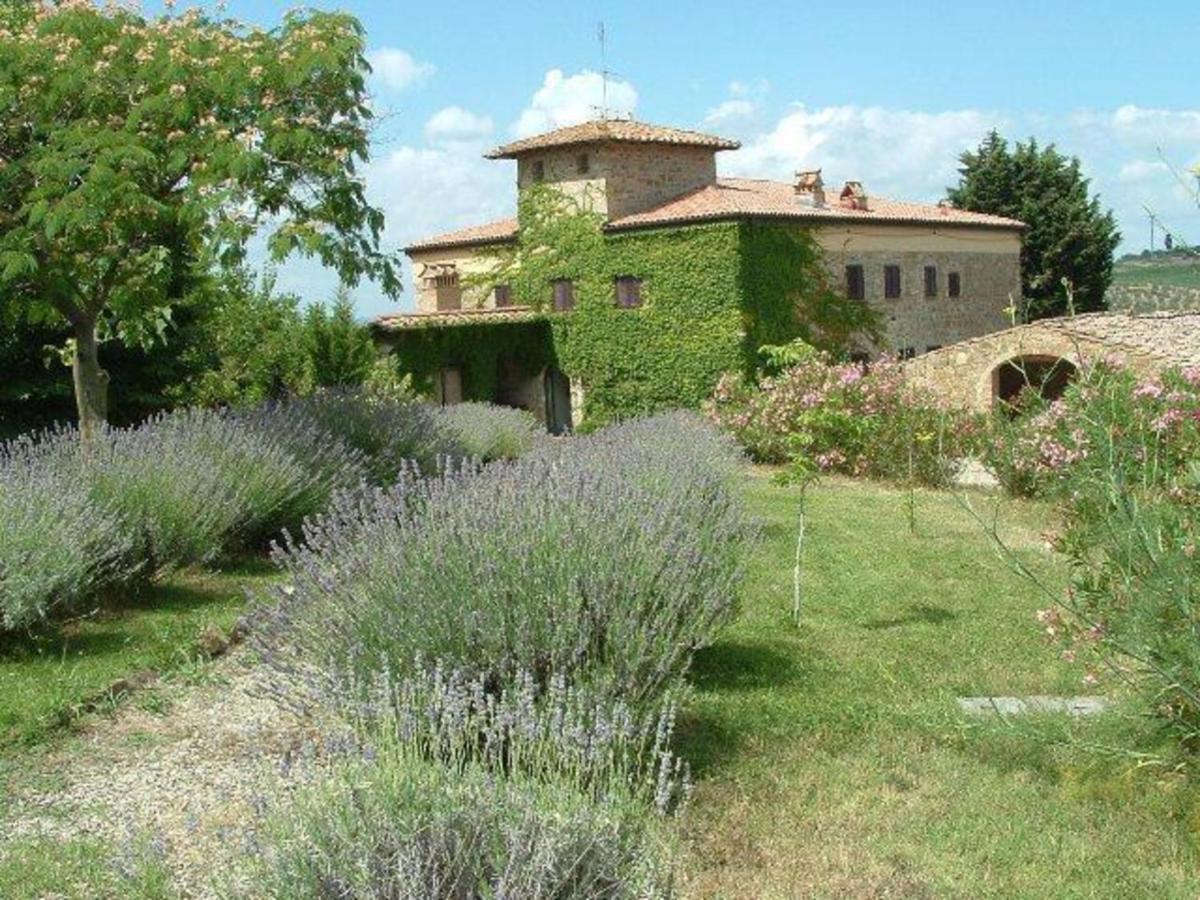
[992,355,1077,408]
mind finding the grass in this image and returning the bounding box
[678,473,1200,899]
[0,561,276,747]
[1112,258,1200,289]
[0,835,176,900]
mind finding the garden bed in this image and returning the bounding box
[3,474,1198,897]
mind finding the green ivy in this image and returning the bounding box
[381,187,879,427]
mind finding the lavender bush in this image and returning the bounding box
[233,748,675,900]
[284,388,464,483]
[255,412,750,711]
[330,664,691,815]
[0,431,134,631]
[438,401,545,461]
[85,407,362,570]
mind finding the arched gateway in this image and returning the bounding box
[904,312,1200,411]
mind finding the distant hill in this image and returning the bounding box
[1107,249,1200,313]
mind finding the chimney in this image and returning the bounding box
[794,168,825,207]
[840,180,869,211]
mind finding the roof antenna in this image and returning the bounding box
[592,21,626,121]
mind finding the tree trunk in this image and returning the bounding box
[72,316,109,442]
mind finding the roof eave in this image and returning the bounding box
[403,235,518,255]
[484,138,741,160]
[605,210,1026,234]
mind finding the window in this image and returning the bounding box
[948,271,961,298]
[531,159,545,183]
[884,265,901,299]
[432,270,461,311]
[552,278,575,311]
[845,264,865,300]
[614,276,642,308]
[494,284,512,308]
[576,152,590,175]
[899,346,916,360]
[924,265,937,298]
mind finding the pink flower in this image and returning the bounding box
[1153,408,1184,433]
[1133,380,1164,400]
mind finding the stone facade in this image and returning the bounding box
[390,119,1029,427]
[410,245,507,312]
[815,225,1021,355]
[516,143,716,220]
[904,311,1200,410]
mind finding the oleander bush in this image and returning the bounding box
[0,431,134,631]
[984,359,1200,745]
[705,351,975,486]
[254,412,750,712]
[438,400,545,461]
[983,359,1200,498]
[235,740,676,900]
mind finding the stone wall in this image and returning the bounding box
[515,143,717,220]
[409,245,504,312]
[904,323,1162,410]
[816,225,1021,356]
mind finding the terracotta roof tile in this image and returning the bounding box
[486,119,740,159]
[607,178,1026,231]
[403,178,1025,253]
[405,217,518,253]
[373,305,539,332]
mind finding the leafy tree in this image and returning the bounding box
[183,268,312,408]
[0,1,399,440]
[304,288,376,388]
[947,131,1121,319]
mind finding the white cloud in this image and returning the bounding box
[511,69,638,137]
[723,104,997,201]
[367,48,435,93]
[425,106,494,143]
[703,99,756,127]
[1119,159,1171,183]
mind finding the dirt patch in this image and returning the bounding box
[0,650,332,897]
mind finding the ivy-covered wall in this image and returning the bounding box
[548,222,747,427]
[379,192,842,428]
[378,319,555,403]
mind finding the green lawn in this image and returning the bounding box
[0,562,276,747]
[678,474,1200,899]
[1112,260,1200,289]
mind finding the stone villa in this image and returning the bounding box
[374,118,1025,429]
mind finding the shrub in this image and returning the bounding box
[254,412,750,712]
[984,360,1200,497]
[705,353,974,486]
[986,360,1200,745]
[284,389,464,483]
[438,401,544,461]
[85,407,362,571]
[0,431,134,631]
[234,744,675,899]
[1040,487,1200,745]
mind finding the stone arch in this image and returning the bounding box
[991,354,1078,407]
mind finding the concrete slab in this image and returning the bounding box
[957,695,1108,716]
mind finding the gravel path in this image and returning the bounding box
[0,651,334,897]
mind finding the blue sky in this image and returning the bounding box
[217,0,1200,316]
